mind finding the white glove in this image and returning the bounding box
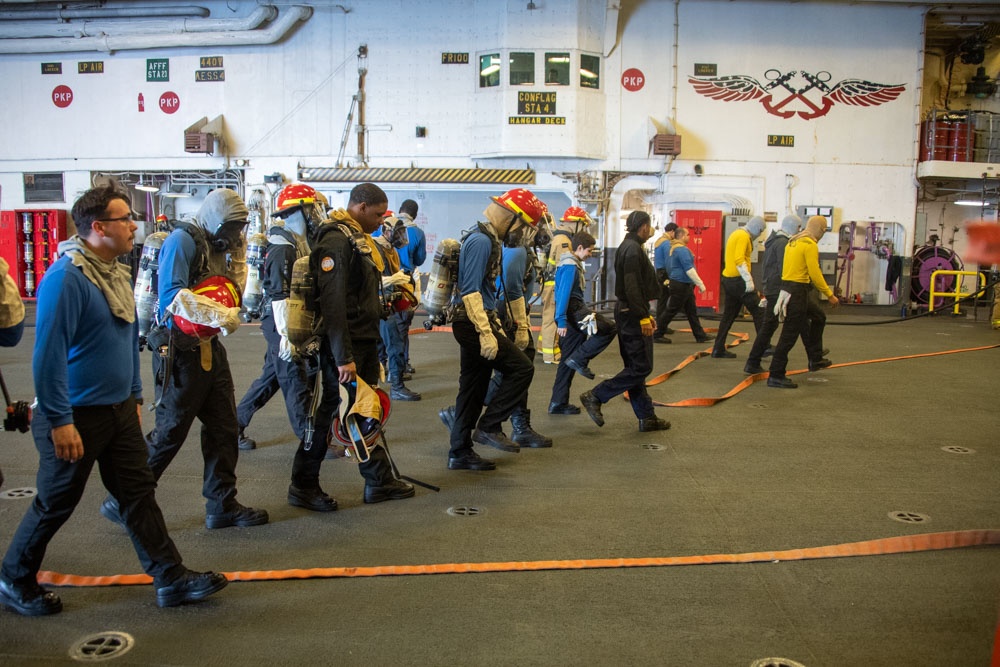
[758,297,768,310]
[219,307,241,336]
[381,270,410,288]
[462,292,498,360]
[271,299,297,362]
[685,267,707,294]
[509,297,530,351]
[737,264,755,293]
[579,312,598,338]
[167,288,241,336]
[773,290,791,320]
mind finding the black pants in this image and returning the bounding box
[712,276,763,355]
[2,400,185,588]
[299,338,393,489]
[236,316,315,441]
[398,306,415,366]
[550,308,616,406]
[590,304,656,420]
[147,337,240,516]
[768,282,813,378]
[450,316,534,458]
[659,281,708,340]
[747,290,826,368]
[484,300,536,412]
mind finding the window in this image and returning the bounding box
[509,52,534,86]
[544,52,570,85]
[580,53,600,89]
[479,53,500,88]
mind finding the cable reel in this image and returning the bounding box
[910,242,963,306]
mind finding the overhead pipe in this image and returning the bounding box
[0,5,276,39]
[0,5,209,21]
[0,4,311,54]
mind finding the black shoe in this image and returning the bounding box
[808,358,832,372]
[405,363,416,375]
[439,405,456,432]
[511,413,553,448]
[0,578,62,616]
[653,335,672,344]
[205,503,270,529]
[638,417,671,432]
[238,428,256,451]
[364,479,415,504]
[744,363,766,375]
[579,390,604,427]
[565,357,595,380]
[448,451,497,471]
[711,350,737,359]
[287,485,338,512]
[695,334,716,343]
[767,376,798,389]
[390,385,422,401]
[472,428,520,453]
[548,402,581,415]
[761,346,775,358]
[155,570,228,608]
[100,496,125,527]
[665,327,675,335]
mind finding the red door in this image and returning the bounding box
[675,210,723,312]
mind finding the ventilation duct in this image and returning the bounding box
[0,4,311,54]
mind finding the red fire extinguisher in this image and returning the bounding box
[138,93,145,112]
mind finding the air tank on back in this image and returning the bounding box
[133,231,169,349]
[422,238,461,329]
[242,232,268,320]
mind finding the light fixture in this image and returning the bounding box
[580,69,598,79]
[135,175,159,192]
[954,200,986,206]
[480,64,500,76]
[234,158,250,167]
[547,56,570,64]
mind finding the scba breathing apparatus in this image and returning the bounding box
[421,188,547,329]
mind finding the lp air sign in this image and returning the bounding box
[622,68,645,92]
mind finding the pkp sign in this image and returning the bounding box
[52,85,73,108]
[621,68,645,92]
[159,91,180,114]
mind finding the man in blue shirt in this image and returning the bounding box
[0,185,227,616]
[395,199,426,375]
[548,232,616,414]
[446,188,543,471]
[653,222,677,343]
[656,226,714,343]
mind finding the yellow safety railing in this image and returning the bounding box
[929,270,987,315]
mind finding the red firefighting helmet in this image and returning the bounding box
[561,206,590,223]
[172,275,241,339]
[331,382,393,448]
[274,183,317,216]
[490,188,546,227]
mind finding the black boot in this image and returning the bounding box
[439,405,456,432]
[390,382,421,401]
[510,408,553,448]
[238,427,256,451]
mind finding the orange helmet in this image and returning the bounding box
[491,188,546,226]
[172,275,240,339]
[561,206,590,223]
[275,183,317,215]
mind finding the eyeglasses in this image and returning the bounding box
[97,214,134,224]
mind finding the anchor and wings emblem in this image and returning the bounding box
[688,69,906,120]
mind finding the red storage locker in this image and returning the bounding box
[676,209,723,312]
[0,208,68,298]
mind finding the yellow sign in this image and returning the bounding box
[768,134,794,147]
[517,91,557,115]
[195,70,225,82]
[200,56,224,68]
[78,61,104,74]
[441,52,469,64]
[508,116,566,125]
